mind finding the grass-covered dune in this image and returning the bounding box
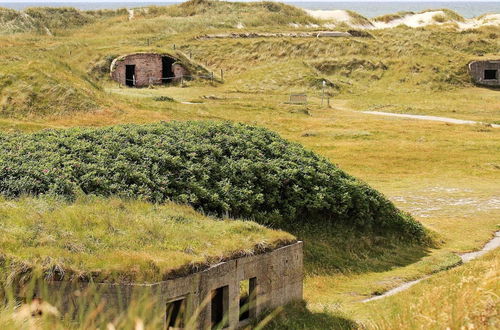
[0,196,294,283]
[0,121,425,240]
[0,7,125,35]
[0,1,316,36]
[0,1,498,119]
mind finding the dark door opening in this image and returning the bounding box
[211,286,228,329]
[239,277,257,322]
[166,298,186,329]
[484,70,498,80]
[125,65,135,87]
[162,56,176,84]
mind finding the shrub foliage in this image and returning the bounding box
[0,121,424,239]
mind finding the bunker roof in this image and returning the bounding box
[0,197,295,284]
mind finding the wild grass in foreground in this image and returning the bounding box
[263,249,499,330]
[0,280,175,329]
[0,250,497,329]
[0,267,276,329]
[364,250,499,329]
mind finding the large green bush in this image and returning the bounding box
[0,121,424,239]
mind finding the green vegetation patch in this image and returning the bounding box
[0,196,294,283]
[0,121,425,240]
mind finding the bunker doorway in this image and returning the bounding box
[484,70,497,80]
[125,65,135,87]
[162,56,176,84]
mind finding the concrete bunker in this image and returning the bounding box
[40,241,303,329]
[468,60,500,87]
[110,53,190,87]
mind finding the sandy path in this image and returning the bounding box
[362,231,500,302]
[362,111,500,128]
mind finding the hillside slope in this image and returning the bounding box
[0,1,498,119]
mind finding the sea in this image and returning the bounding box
[0,1,499,19]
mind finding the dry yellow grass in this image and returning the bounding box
[364,250,499,329]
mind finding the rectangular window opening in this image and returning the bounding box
[211,285,229,329]
[484,69,497,80]
[239,277,257,322]
[166,298,186,329]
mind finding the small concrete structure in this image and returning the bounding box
[110,53,189,87]
[468,60,500,87]
[316,31,351,37]
[42,241,303,329]
[197,31,353,40]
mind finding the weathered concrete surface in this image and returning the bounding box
[317,31,351,37]
[41,241,303,329]
[196,31,352,40]
[469,60,500,87]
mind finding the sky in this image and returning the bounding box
[0,0,496,2]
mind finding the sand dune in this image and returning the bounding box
[306,9,352,23]
[306,9,500,30]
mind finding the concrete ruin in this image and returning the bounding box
[110,53,189,87]
[468,60,500,87]
[42,241,303,329]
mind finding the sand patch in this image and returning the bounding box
[306,9,352,22]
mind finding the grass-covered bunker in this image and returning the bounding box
[0,121,426,326]
[110,53,190,87]
[0,198,301,328]
[468,60,500,87]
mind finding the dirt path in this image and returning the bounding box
[362,111,500,128]
[362,231,500,303]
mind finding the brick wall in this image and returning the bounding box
[110,53,192,87]
[111,53,163,87]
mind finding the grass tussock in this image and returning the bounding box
[373,11,415,23]
[0,196,295,284]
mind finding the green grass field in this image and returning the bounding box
[0,1,499,328]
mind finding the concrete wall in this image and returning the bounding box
[43,241,303,329]
[468,60,500,87]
